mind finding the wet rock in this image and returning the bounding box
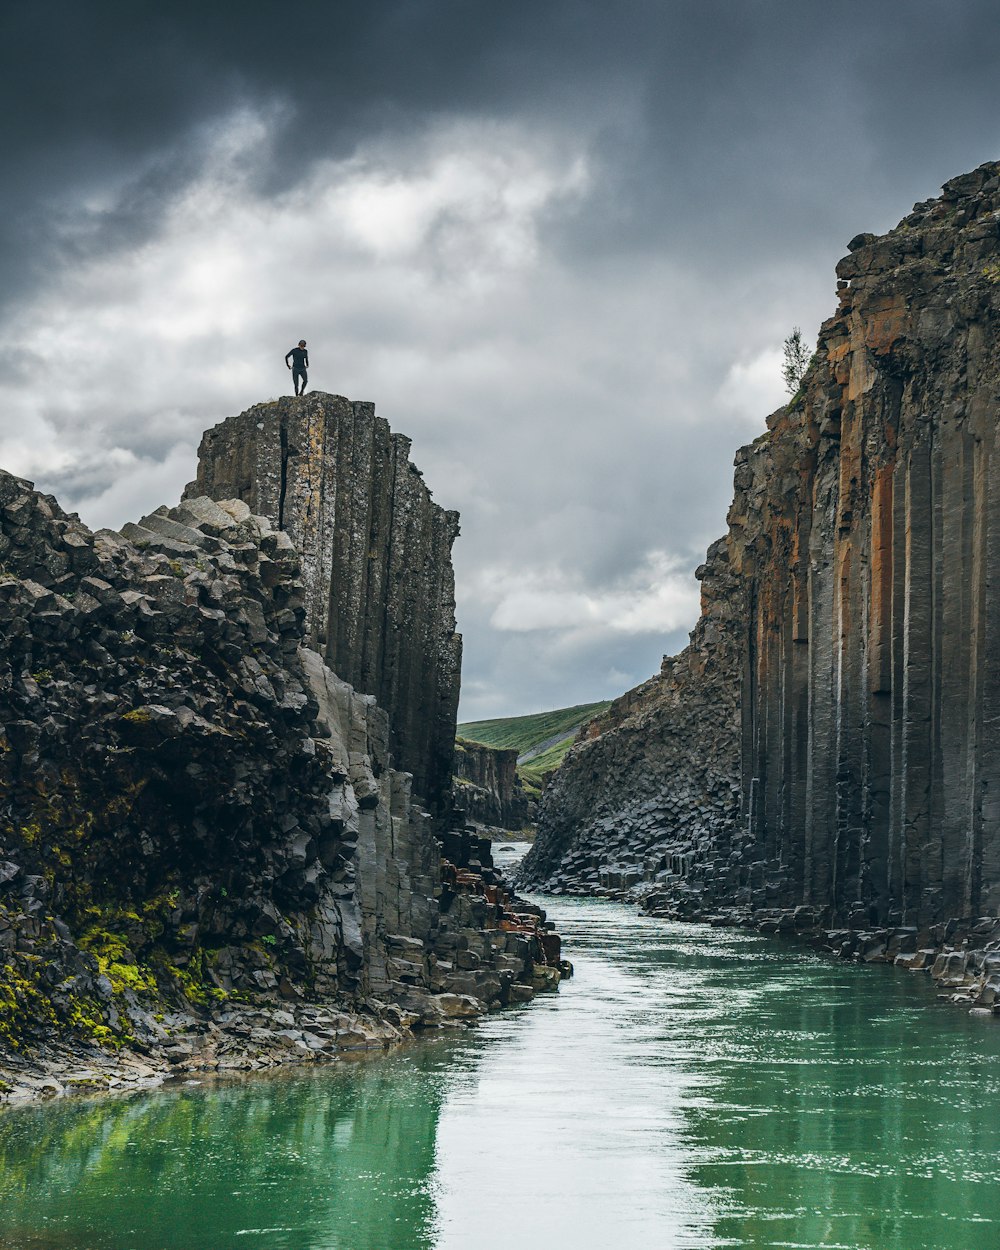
[434,993,482,1020]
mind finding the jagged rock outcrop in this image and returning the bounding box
[0,410,562,1100]
[186,394,461,812]
[524,164,1000,999]
[453,738,530,831]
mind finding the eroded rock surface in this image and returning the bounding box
[453,738,530,832]
[520,535,741,898]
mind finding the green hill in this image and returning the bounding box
[457,701,611,798]
[516,737,581,789]
[458,702,610,754]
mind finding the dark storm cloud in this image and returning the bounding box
[5,1,1000,718]
[8,0,1000,290]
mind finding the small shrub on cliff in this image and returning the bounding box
[782,326,810,394]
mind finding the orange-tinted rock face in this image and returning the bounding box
[525,162,1000,930]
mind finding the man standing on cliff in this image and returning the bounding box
[285,340,309,396]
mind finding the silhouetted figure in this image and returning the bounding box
[285,340,309,396]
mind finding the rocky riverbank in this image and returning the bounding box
[0,892,564,1110]
[1,806,564,1108]
[0,396,566,1105]
[559,876,1000,1016]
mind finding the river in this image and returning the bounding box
[1,889,998,1250]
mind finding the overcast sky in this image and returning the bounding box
[3,2,1000,719]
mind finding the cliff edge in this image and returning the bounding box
[186,393,461,813]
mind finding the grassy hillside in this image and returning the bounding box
[458,701,611,800]
[457,702,611,755]
[517,737,584,788]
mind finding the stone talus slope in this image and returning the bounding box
[187,394,461,813]
[520,536,742,895]
[524,163,1000,1002]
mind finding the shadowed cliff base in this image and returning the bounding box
[522,162,1000,1013]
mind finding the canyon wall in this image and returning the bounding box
[524,162,1000,937]
[186,394,461,812]
[453,738,530,831]
[520,539,744,899]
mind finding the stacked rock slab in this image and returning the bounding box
[0,457,561,1099]
[453,738,530,831]
[524,163,1000,953]
[186,394,461,813]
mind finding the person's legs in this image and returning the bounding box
[292,368,307,395]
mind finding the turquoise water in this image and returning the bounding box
[1,897,998,1250]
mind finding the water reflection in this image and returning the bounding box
[0,898,998,1250]
[0,1057,446,1249]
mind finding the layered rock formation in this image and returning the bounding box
[523,164,1000,994]
[0,401,562,1101]
[453,738,530,831]
[186,394,461,812]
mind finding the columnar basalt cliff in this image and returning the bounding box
[524,164,1000,1001]
[186,394,461,813]
[453,738,530,831]
[0,401,562,1103]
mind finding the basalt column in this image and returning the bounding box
[528,162,1000,931]
[734,164,1000,927]
[186,393,462,812]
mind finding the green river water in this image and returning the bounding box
[1,892,998,1250]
